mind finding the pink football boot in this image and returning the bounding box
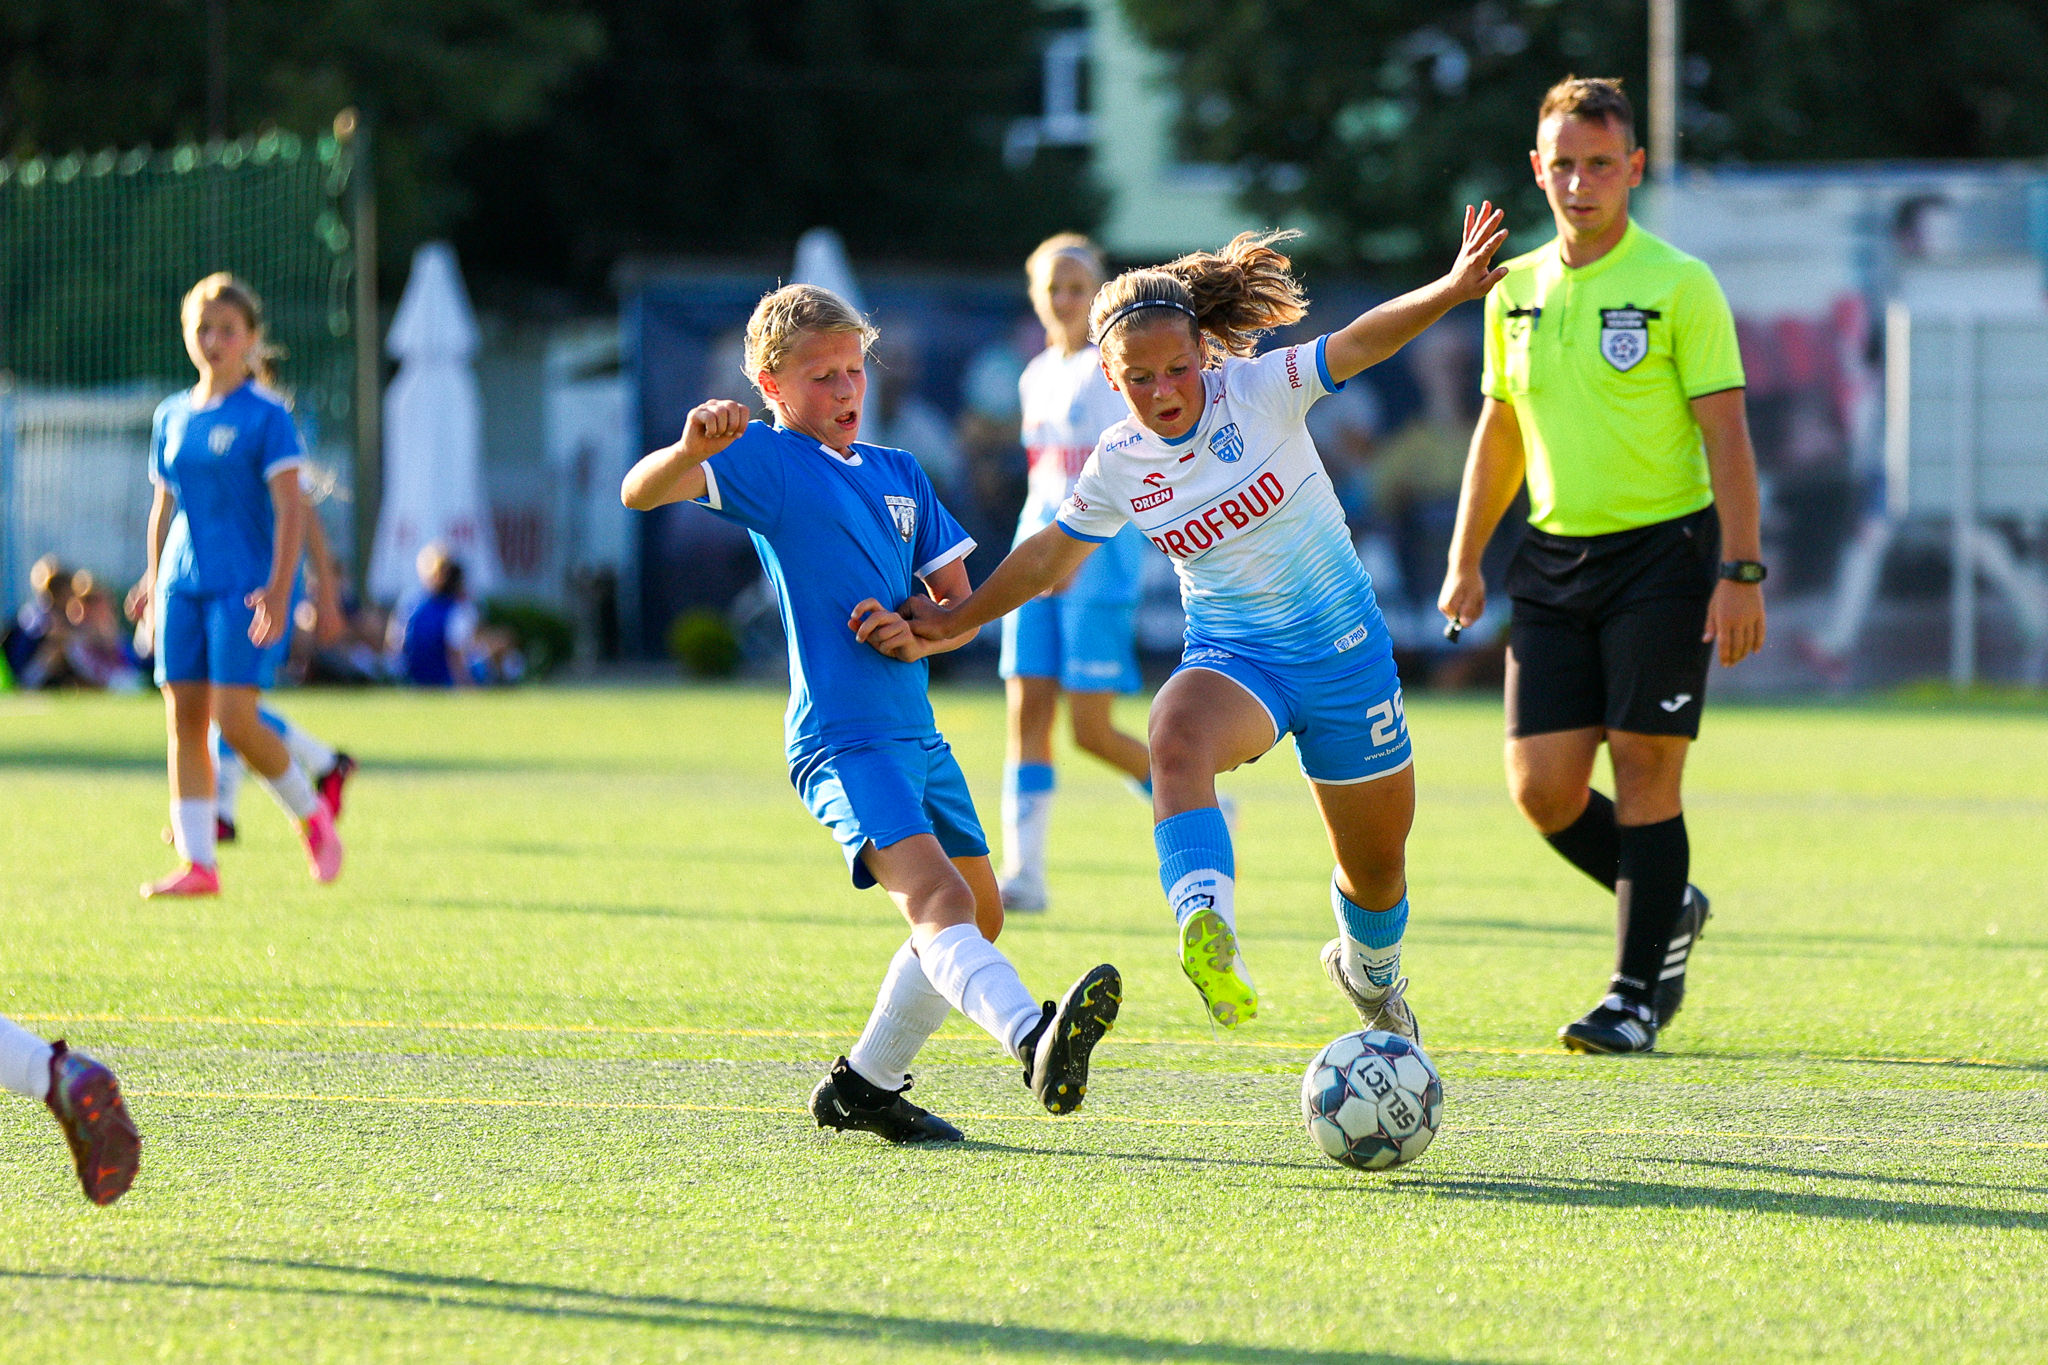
[140,863,220,899]
[303,805,344,883]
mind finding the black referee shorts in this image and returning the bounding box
[1505,505,1719,740]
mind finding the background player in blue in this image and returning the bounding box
[876,211,1508,1043]
[998,233,1156,912]
[126,274,344,897]
[621,284,1120,1143]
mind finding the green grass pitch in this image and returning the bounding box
[2,685,2044,1362]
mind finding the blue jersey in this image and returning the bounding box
[149,383,305,596]
[694,422,975,755]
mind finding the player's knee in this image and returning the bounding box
[1508,771,1583,832]
[1146,717,1209,779]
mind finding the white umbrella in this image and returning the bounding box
[368,242,502,602]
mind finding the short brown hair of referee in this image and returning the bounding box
[1436,75,1767,1056]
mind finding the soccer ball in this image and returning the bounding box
[1300,1029,1444,1171]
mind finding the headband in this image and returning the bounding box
[1093,297,1197,343]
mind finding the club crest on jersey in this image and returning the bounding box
[884,495,917,542]
[1599,307,1658,372]
[208,425,237,455]
[1208,423,1244,463]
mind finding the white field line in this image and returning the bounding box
[17,1009,2032,1071]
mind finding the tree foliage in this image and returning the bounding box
[0,0,602,279]
[1118,0,2048,270]
[451,0,1102,289]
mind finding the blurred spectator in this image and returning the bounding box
[388,544,525,687]
[60,571,144,691]
[865,324,965,498]
[391,545,479,687]
[1306,374,1385,526]
[1370,327,1478,615]
[4,554,80,688]
[956,316,1038,579]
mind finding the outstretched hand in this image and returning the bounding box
[1445,202,1510,304]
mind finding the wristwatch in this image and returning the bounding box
[1718,560,1768,584]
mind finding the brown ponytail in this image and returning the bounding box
[1091,230,1308,366]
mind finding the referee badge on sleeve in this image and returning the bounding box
[1598,307,1658,372]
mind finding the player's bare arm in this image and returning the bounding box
[1437,396,1529,632]
[1693,387,1767,666]
[620,399,751,509]
[902,522,1096,644]
[127,483,177,629]
[850,560,980,662]
[247,466,306,649]
[1323,204,1510,384]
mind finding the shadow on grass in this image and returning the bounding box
[0,746,159,772]
[0,1263,1510,1364]
[1658,1156,2048,1198]
[946,1137,1328,1174]
[1313,1171,2048,1230]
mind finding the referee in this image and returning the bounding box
[1437,76,1766,1054]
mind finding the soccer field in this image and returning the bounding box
[2,685,2044,1362]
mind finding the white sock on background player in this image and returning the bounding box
[171,797,219,866]
[0,1016,54,1100]
[915,923,1044,1060]
[846,938,953,1092]
[263,763,319,821]
[212,727,244,825]
[1001,762,1055,888]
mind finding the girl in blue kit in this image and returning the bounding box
[128,274,344,897]
[879,211,1508,1043]
[621,284,1119,1143]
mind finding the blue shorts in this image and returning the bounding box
[791,736,991,890]
[999,595,1140,694]
[154,587,287,689]
[1175,639,1412,785]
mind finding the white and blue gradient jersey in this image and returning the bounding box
[692,422,975,756]
[1055,335,1385,666]
[1015,344,1153,607]
[149,382,305,597]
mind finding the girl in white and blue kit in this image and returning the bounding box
[878,210,1508,1039]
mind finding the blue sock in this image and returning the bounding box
[256,706,289,739]
[1125,776,1154,802]
[1154,808,1235,929]
[1333,880,1408,994]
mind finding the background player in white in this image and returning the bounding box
[877,211,1508,1037]
[623,285,1120,1142]
[127,274,343,897]
[0,1016,140,1204]
[998,234,1154,912]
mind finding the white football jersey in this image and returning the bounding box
[1016,343,1151,604]
[1057,334,1383,665]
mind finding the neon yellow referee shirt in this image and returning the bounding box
[1481,220,1746,537]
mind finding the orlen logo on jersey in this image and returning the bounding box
[1147,471,1286,559]
[1131,471,1174,513]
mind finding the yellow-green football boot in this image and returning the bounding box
[1179,907,1258,1027]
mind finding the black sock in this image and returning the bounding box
[1612,815,1689,1010]
[1544,789,1620,891]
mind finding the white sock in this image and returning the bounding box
[214,742,245,825]
[0,1016,54,1100]
[915,923,1044,1060]
[846,939,953,1092]
[1001,763,1055,886]
[172,797,218,866]
[282,721,337,779]
[264,762,319,821]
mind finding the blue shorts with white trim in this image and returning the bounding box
[999,595,1140,694]
[791,735,991,889]
[1173,637,1411,785]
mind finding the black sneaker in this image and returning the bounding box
[1652,885,1711,1027]
[1017,963,1121,1115]
[808,1058,963,1144]
[1559,994,1659,1054]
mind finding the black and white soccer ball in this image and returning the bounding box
[1300,1029,1444,1171]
